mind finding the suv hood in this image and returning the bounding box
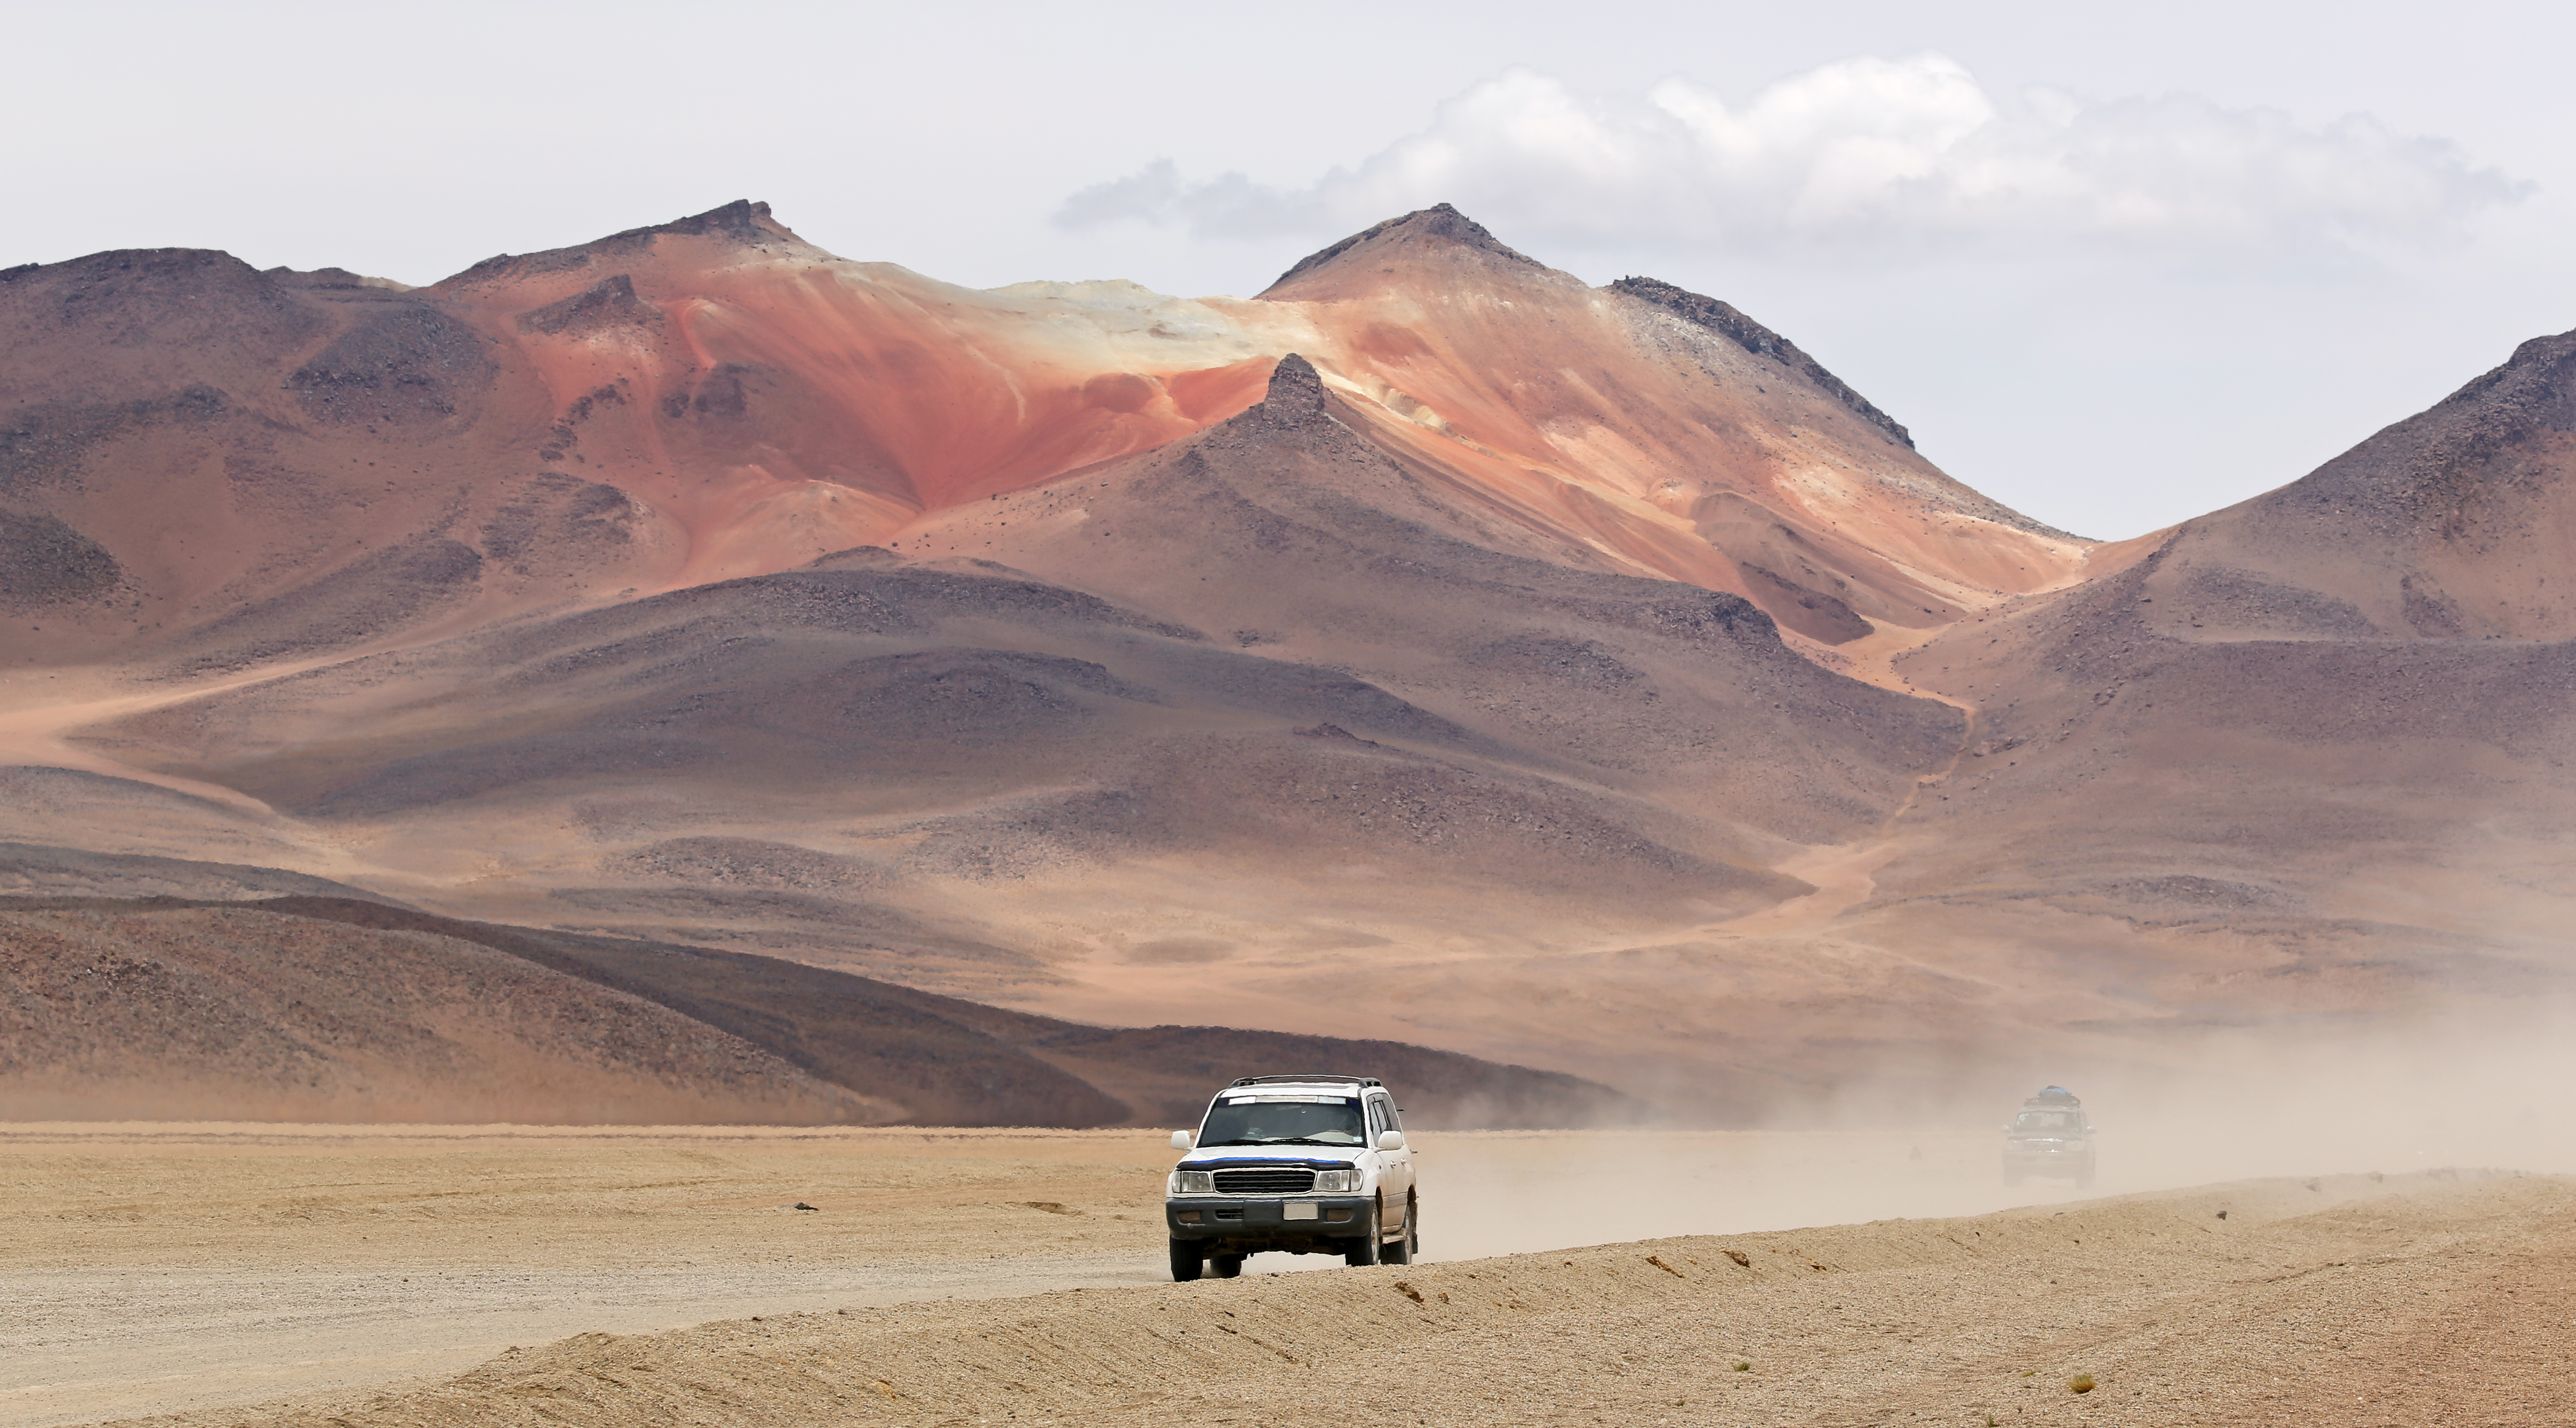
[1178,1145,1362,1167]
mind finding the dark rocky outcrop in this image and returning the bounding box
[0,512,121,607]
[0,249,322,349]
[516,273,663,337]
[0,386,226,493]
[1234,352,1331,431]
[286,304,495,424]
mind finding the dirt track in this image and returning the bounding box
[6,1125,2570,1427]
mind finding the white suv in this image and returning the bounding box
[1164,1074,1419,1280]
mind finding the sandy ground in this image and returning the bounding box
[5,1124,2568,1427]
[1,1124,1180,1427]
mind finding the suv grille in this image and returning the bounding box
[1212,1167,1317,1195]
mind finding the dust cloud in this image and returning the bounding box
[1405,1001,2576,1266]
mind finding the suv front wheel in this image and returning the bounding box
[1168,1239,1204,1282]
[1342,1203,1380,1266]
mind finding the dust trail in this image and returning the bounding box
[1407,1002,2576,1264]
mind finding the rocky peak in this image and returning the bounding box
[1195,352,1339,450]
[1261,203,1548,296]
[437,201,812,291]
[600,199,797,248]
[2262,324,2576,538]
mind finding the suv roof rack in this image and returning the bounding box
[1228,1074,1382,1088]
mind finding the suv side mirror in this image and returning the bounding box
[1171,1130,1194,1150]
[1376,1130,1405,1152]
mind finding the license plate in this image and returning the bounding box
[1283,1201,1319,1221]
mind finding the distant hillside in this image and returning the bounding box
[6,198,2575,1111]
[0,892,1649,1128]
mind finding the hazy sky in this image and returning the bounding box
[9,0,2571,540]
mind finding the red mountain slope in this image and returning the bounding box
[0,201,2085,681]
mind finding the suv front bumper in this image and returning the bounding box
[1167,1195,1374,1252]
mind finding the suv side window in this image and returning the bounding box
[1384,1100,1402,1132]
[1364,1098,1386,1140]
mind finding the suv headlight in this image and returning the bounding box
[1312,1167,1360,1193]
[1170,1170,1214,1195]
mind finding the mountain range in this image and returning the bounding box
[3,200,2568,1120]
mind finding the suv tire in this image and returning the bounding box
[1342,1204,1381,1267]
[1168,1239,1204,1282]
[1210,1253,1246,1279]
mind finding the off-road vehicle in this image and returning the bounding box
[1164,1074,1418,1280]
[2002,1085,2096,1187]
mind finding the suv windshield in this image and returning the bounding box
[1198,1096,1365,1147]
[2014,1110,2082,1133]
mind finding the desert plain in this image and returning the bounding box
[5,1121,2573,1428]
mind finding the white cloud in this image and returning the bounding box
[1055,55,2527,262]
